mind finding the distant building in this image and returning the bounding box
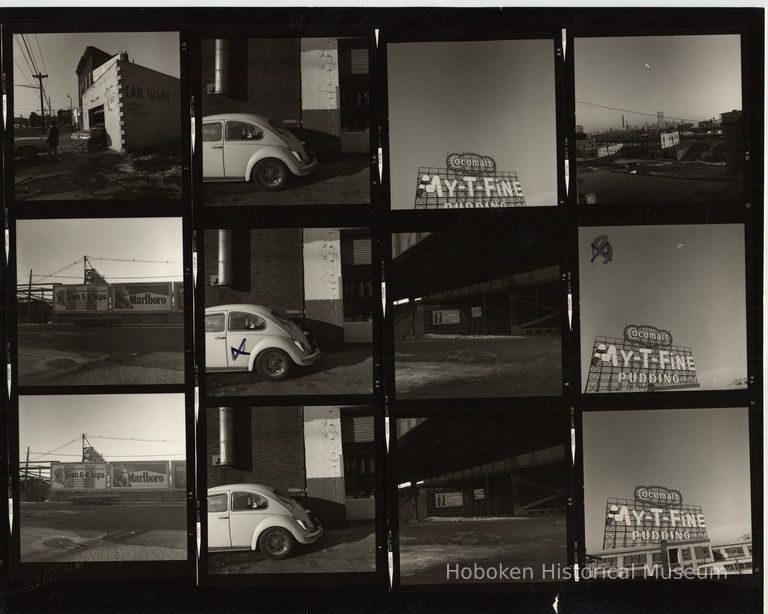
[76,46,180,153]
[720,110,744,175]
[657,111,665,128]
[575,124,584,134]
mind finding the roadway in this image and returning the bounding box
[20,501,188,562]
[395,336,562,399]
[18,323,185,386]
[399,516,567,584]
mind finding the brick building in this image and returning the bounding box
[205,228,373,348]
[201,37,370,154]
[207,406,376,530]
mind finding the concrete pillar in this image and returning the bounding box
[303,406,346,529]
[300,38,341,141]
[414,303,426,336]
[303,229,344,350]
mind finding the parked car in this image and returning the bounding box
[207,483,323,559]
[204,304,320,380]
[14,135,48,161]
[70,123,108,151]
[202,113,318,190]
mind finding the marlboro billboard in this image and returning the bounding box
[112,282,174,312]
[52,284,109,312]
[50,462,108,490]
[171,460,186,490]
[110,461,170,490]
[585,325,699,393]
[414,152,526,209]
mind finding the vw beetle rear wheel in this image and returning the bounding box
[259,527,295,559]
[253,159,289,191]
[256,348,293,381]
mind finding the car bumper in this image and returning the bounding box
[293,158,319,176]
[299,525,323,544]
[299,349,321,366]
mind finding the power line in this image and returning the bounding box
[31,258,83,281]
[27,274,183,280]
[29,437,82,462]
[26,452,186,458]
[85,434,185,444]
[13,57,33,86]
[34,34,48,75]
[575,100,698,124]
[14,36,37,86]
[90,257,183,265]
[20,34,40,76]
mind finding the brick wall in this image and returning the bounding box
[207,407,306,493]
[204,229,304,311]
[201,38,301,122]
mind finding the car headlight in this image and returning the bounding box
[293,340,306,353]
[290,150,303,163]
[295,518,308,531]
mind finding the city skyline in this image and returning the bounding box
[575,35,742,132]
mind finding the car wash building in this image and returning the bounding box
[205,228,373,348]
[76,47,180,153]
[391,231,561,338]
[396,416,567,523]
[208,406,376,530]
[201,37,370,154]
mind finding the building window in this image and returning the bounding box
[622,553,648,567]
[724,546,747,558]
[681,547,692,561]
[651,551,664,564]
[597,557,618,569]
[694,546,711,560]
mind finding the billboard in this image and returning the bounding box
[585,325,699,393]
[50,463,108,490]
[52,284,109,312]
[171,460,187,491]
[431,309,460,325]
[110,461,170,490]
[602,489,709,550]
[173,282,184,311]
[112,282,174,312]
[414,153,526,209]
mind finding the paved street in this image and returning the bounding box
[395,336,562,399]
[206,345,372,396]
[209,521,376,574]
[15,137,182,201]
[577,167,743,204]
[20,501,187,562]
[399,517,567,584]
[204,154,370,206]
[18,324,185,386]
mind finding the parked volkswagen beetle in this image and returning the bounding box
[202,113,318,190]
[207,483,323,559]
[204,304,320,380]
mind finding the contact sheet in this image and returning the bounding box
[0,7,763,614]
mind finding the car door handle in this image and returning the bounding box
[217,515,229,519]
[214,335,226,339]
[211,145,223,149]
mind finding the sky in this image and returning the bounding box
[578,224,747,391]
[387,39,557,208]
[575,35,742,132]
[13,32,180,117]
[16,218,184,285]
[583,407,752,551]
[19,394,186,465]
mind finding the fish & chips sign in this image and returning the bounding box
[585,324,699,393]
[603,487,709,548]
[414,152,526,209]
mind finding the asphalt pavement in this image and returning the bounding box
[208,521,376,574]
[399,516,567,584]
[18,324,185,386]
[14,137,182,201]
[395,336,562,399]
[206,345,373,396]
[20,501,187,562]
[204,154,370,206]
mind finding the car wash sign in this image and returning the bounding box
[52,284,109,312]
[50,462,108,490]
[112,282,174,312]
[414,153,526,209]
[602,489,709,549]
[585,325,699,393]
[110,461,170,490]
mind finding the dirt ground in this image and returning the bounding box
[14,135,182,201]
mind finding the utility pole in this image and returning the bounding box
[24,446,30,488]
[31,72,48,133]
[27,269,32,312]
[47,96,52,125]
